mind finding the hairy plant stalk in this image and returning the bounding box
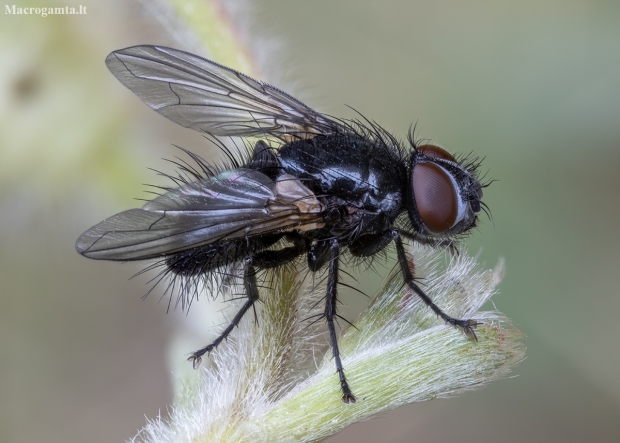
[146,0,257,74]
[131,245,524,443]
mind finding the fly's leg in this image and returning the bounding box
[392,231,480,339]
[188,240,307,368]
[349,230,394,258]
[325,239,356,404]
[253,237,308,269]
[188,259,260,368]
[307,240,330,271]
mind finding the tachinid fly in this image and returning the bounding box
[76,46,488,403]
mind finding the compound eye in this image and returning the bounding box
[418,144,456,162]
[412,162,458,234]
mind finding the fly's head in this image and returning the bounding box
[406,144,485,244]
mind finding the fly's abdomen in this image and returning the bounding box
[165,234,283,276]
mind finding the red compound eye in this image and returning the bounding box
[418,144,456,162]
[412,162,458,234]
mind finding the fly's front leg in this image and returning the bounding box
[349,230,394,258]
[188,258,260,368]
[324,239,356,404]
[392,231,480,339]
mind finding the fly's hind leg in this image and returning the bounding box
[188,239,307,368]
[392,230,480,339]
[188,259,260,368]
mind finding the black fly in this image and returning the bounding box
[76,46,488,403]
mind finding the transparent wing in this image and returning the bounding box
[76,170,324,260]
[105,45,340,138]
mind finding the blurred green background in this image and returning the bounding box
[1,0,619,442]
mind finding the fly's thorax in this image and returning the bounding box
[407,144,483,240]
[279,134,406,215]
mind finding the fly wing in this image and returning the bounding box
[76,170,324,261]
[105,45,340,139]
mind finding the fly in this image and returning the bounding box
[76,46,489,403]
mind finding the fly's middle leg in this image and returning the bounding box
[324,239,356,404]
